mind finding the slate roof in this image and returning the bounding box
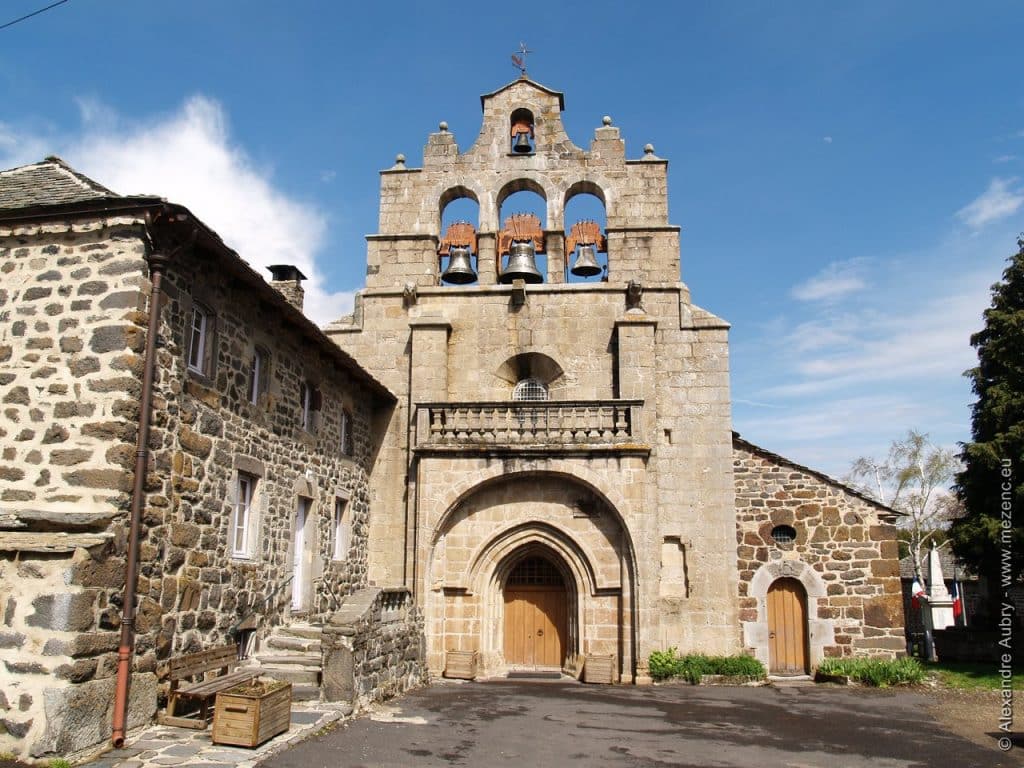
[899,549,975,580]
[0,156,117,210]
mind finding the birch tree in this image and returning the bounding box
[847,429,961,587]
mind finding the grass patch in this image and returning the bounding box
[815,657,924,687]
[926,660,1024,690]
[649,648,765,683]
[49,760,72,768]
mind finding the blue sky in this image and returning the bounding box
[2,1,1022,478]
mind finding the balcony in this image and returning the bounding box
[413,400,648,455]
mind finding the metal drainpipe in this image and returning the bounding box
[111,246,170,747]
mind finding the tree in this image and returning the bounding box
[951,236,1024,612]
[847,429,961,587]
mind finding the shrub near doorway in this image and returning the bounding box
[814,657,924,687]
[648,648,766,684]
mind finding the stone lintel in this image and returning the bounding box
[0,531,113,553]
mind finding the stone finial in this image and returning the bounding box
[439,121,448,132]
[394,153,406,169]
[602,115,612,126]
[643,144,654,155]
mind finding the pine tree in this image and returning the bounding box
[951,236,1024,619]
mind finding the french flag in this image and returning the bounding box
[952,579,963,621]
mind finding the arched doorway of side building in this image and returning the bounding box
[767,577,809,674]
[502,554,570,669]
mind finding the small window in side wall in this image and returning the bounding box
[300,380,322,432]
[233,473,258,558]
[249,346,270,405]
[332,497,351,561]
[187,303,217,377]
[340,408,355,457]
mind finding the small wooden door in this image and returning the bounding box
[503,557,567,668]
[767,578,808,674]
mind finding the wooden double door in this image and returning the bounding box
[767,578,809,674]
[503,555,570,668]
[504,585,567,668]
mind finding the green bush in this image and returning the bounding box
[648,649,765,683]
[49,759,73,768]
[816,656,924,687]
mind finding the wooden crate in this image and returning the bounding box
[443,650,478,680]
[583,654,616,684]
[212,681,292,748]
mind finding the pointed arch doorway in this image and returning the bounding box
[503,555,569,669]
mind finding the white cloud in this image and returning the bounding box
[0,96,352,326]
[822,136,833,144]
[791,258,868,302]
[761,280,986,399]
[956,177,1024,230]
[994,154,1018,164]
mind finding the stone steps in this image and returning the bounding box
[248,622,325,697]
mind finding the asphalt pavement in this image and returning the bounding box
[261,679,1015,768]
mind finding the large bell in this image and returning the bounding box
[499,240,543,284]
[570,244,602,277]
[441,245,476,284]
[513,131,532,154]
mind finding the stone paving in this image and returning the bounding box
[79,704,352,768]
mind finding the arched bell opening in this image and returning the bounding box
[509,107,535,155]
[564,184,608,283]
[497,186,547,285]
[494,545,578,671]
[438,188,480,285]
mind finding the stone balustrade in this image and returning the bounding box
[414,400,645,452]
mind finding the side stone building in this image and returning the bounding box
[0,159,420,759]
[326,76,905,683]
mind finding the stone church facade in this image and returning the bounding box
[326,76,905,682]
[0,78,903,759]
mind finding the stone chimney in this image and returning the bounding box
[267,264,307,312]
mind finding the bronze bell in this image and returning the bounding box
[499,240,543,283]
[513,131,532,153]
[441,245,476,284]
[570,244,602,277]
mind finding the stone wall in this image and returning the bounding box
[0,216,154,757]
[733,437,905,667]
[141,241,382,660]
[321,587,426,709]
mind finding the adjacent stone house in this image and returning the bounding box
[325,76,905,683]
[0,159,412,759]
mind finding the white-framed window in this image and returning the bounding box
[187,306,207,374]
[332,497,350,561]
[340,408,354,456]
[513,377,548,401]
[233,473,256,558]
[249,347,268,405]
[187,302,216,377]
[300,380,320,432]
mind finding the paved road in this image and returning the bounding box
[263,680,1014,768]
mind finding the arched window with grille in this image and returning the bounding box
[513,377,548,402]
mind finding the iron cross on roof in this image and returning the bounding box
[511,42,532,76]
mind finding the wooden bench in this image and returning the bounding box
[157,644,258,729]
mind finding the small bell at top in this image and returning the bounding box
[513,131,532,154]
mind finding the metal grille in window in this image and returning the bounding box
[512,377,548,401]
[507,557,563,586]
[771,525,797,545]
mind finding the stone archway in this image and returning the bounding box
[743,559,833,671]
[423,472,634,679]
[498,548,575,669]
